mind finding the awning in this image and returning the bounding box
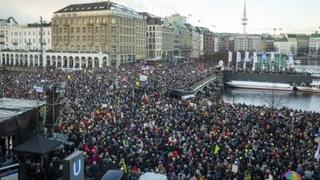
[13,135,63,154]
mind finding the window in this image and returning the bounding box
[112,46,116,52]
[83,27,86,33]
[111,27,116,33]
[112,18,116,24]
[77,27,80,33]
[112,36,116,42]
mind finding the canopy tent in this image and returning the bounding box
[13,135,62,154]
[101,170,124,180]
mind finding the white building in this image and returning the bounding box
[6,23,51,51]
[309,33,320,57]
[274,40,289,54]
[1,50,109,69]
[214,37,221,53]
[0,17,18,50]
[234,35,261,51]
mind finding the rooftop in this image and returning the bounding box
[27,23,51,28]
[55,1,140,16]
[0,17,18,26]
[310,33,320,38]
[0,98,46,123]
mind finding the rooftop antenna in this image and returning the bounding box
[241,1,248,34]
[108,0,111,9]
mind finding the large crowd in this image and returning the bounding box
[1,61,320,179]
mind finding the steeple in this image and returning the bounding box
[241,1,248,34]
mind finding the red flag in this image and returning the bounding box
[197,63,204,72]
[142,93,149,104]
[122,74,128,82]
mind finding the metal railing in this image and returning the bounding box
[191,74,223,92]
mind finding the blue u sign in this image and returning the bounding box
[73,159,81,176]
[63,151,84,180]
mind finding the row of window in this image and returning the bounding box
[53,17,145,27]
[148,26,160,32]
[10,31,50,36]
[52,34,146,44]
[10,38,50,44]
[53,26,145,35]
[53,45,145,53]
[54,18,111,26]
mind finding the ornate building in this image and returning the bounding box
[51,1,146,66]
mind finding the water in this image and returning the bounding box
[222,88,320,113]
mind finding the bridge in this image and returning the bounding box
[190,74,223,93]
[166,74,223,99]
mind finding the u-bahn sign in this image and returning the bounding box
[63,151,84,180]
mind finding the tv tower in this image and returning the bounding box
[241,1,248,34]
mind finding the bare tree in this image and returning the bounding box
[261,89,284,109]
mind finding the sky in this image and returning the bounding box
[1,0,320,34]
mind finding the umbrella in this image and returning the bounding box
[284,171,302,180]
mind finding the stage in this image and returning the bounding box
[0,98,46,146]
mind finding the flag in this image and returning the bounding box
[228,51,233,63]
[236,51,241,62]
[253,52,258,63]
[315,144,320,161]
[122,74,128,82]
[142,93,149,104]
[271,51,275,62]
[245,51,250,62]
[135,81,141,87]
[288,51,294,64]
[213,144,221,155]
[197,62,205,72]
[262,52,267,64]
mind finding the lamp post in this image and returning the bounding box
[277,29,283,72]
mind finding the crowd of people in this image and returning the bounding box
[1,61,320,179]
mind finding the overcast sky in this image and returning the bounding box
[1,0,320,34]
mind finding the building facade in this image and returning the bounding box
[0,50,109,69]
[203,30,215,56]
[141,12,173,61]
[274,38,290,54]
[258,40,274,52]
[309,33,320,57]
[213,37,221,53]
[287,34,298,55]
[51,2,146,66]
[234,35,261,51]
[296,34,309,56]
[186,24,201,59]
[0,17,18,50]
[161,26,174,61]
[6,24,51,51]
[165,14,192,58]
